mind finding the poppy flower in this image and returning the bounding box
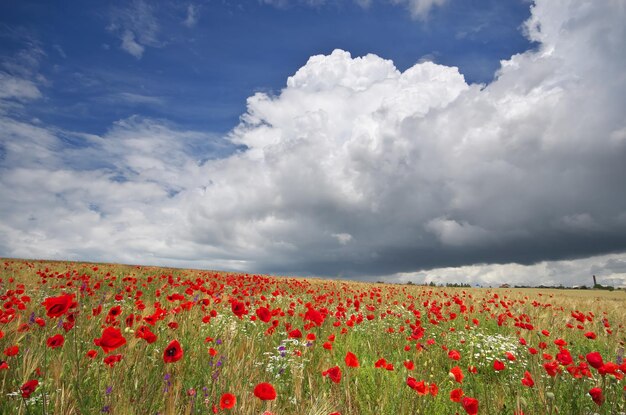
[598,362,618,377]
[556,349,572,366]
[450,388,464,402]
[345,351,359,368]
[220,393,236,409]
[449,366,464,383]
[42,293,75,318]
[46,334,65,349]
[589,387,604,406]
[3,345,19,357]
[288,329,302,338]
[323,366,342,383]
[448,350,461,361]
[586,352,604,370]
[413,380,428,395]
[493,360,505,371]
[103,354,123,367]
[21,379,38,398]
[231,301,247,317]
[136,326,158,344]
[406,376,419,390]
[521,371,534,387]
[256,307,272,323]
[543,361,560,377]
[163,340,183,363]
[404,360,415,370]
[95,327,127,354]
[253,382,276,400]
[461,397,479,415]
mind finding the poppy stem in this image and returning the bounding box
[21,395,32,415]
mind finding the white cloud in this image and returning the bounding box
[260,0,445,17]
[1,0,625,286]
[388,252,626,288]
[108,0,160,59]
[390,0,447,19]
[121,31,145,59]
[332,233,353,245]
[183,4,199,28]
[0,73,42,102]
[425,218,493,247]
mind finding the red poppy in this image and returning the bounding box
[42,293,75,318]
[103,354,123,367]
[256,307,271,323]
[493,360,505,371]
[323,366,342,383]
[543,361,560,377]
[450,388,464,402]
[46,334,65,349]
[461,397,479,415]
[589,387,604,406]
[556,349,573,366]
[413,380,428,395]
[136,326,158,344]
[429,383,439,397]
[220,393,236,409]
[163,340,183,363]
[598,362,618,377]
[521,370,534,387]
[448,350,461,361]
[231,301,247,317]
[586,352,604,370]
[21,379,38,398]
[253,382,276,400]
[404,360,415,370]
[95,327,127,354]
[288,329,302,338]
[3,345,18,357]
[345,351,359,368]
[449,366,463,383]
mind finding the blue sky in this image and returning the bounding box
[1,0,625,287]
[1,0,532,135]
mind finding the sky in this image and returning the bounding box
[0,0,625,287]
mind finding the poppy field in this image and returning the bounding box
[0,259,624,415]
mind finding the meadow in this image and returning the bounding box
[0,259,624,415]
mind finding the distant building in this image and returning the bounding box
[499,283,510,288]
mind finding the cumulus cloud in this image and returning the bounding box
[1,0,625,286]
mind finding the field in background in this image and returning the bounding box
[0,259,624,414]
